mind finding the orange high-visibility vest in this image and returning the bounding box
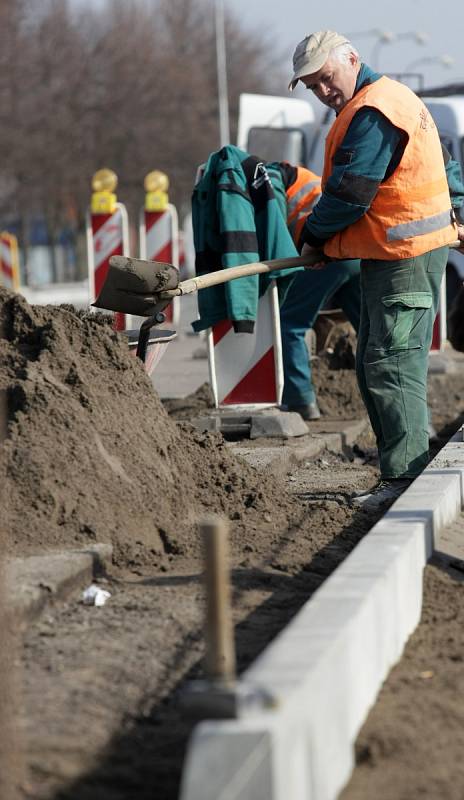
[321,76,457,260]
[285,166,321,246]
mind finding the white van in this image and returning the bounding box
[237,93,318,167]
[422,95,464,304]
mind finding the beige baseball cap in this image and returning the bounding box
[288,30,350,91]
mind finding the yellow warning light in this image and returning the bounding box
[91,168,118,214]
[144,170,169,193]
[144,170,169,211]
[92,168,118,193]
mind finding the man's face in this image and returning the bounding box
[301,53,358,112]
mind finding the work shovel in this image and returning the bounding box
[94,241,462,364]
[93,253,321,362]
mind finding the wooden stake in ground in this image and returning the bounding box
[201,516,236,685]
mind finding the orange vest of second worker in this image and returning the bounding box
[321,76,457,260]
[285,166,321,246]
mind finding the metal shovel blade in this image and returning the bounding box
[92,256,180,317]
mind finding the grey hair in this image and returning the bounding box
[329,42,360,64]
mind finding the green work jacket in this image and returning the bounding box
[191,145,300,333]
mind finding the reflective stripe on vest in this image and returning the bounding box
[387,209,453,242]
[321,76,457,260]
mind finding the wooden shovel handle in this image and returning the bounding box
[163,254,317,297]
[162,241,462,298]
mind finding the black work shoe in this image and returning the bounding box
[287,402,321,421]
[351,478,413,509]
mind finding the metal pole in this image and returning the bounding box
[371,39,384,70]
[214,0,230,146]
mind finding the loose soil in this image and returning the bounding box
[0,288,298,567]
[17,452,380,800]
[1,288,463,799]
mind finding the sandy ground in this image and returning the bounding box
[17,451,381,800]
[1,289,464,799]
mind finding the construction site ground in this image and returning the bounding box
[1,288,464,800]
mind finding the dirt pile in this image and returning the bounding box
[313,356,366,419]
[162,381,214,420]
[0,289,297,568]
[311,327,366,419]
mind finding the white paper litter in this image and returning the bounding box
[82,583,111,607]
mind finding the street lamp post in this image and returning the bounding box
[404,54,454,72]
[345,29,428,70]
[370,31,395,70]
[371,30,428,70]
[214,0,230,147]
[397,31,429,45]
[398,56,454,91]
[345,27,392,40]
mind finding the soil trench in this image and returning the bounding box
[1,290,463,799]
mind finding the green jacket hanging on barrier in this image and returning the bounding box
[191,145,301,333]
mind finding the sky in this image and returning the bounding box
[70,0,463,89]
[227,0,464,98]
[70,0,463,117]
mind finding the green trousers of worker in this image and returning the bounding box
[356,245,449,479]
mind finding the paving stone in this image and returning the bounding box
[6,544,112,623]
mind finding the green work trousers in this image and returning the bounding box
[356,245,449,479]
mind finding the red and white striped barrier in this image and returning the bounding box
[86,203,130,330]
[207,282,284,407]
[0,231,20,291]
[139,204,180,325]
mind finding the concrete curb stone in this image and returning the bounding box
[230,418,369,474]
[6,543,113,623]
[180,429,464,800]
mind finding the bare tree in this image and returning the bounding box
[0,0,286,272]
